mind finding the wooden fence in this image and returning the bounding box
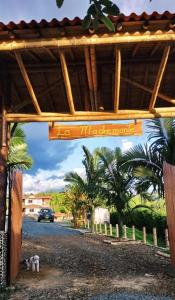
[85,221,169,249]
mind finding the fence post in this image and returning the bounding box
[143,226,146,244]
[116,224,119,238]
[99,223,102,234]
[110,224,113,236]
[132,225,135,241]
[165,228,170,248]
[104,223,107,235]
[123,225,127,239]
[153,227,158,247]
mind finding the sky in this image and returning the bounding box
[1,0,175,193]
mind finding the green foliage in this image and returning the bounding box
[56,0,120,32]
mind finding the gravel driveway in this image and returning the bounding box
[8,218,175,300]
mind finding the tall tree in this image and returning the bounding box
[64,145,102,230]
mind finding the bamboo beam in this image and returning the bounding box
[132,43,140,57]
[90,46,98,110]
[150,43,161,57]
[122,76,175,105]
[114,48,121,113]
[59,51,75,114]
[6,109,175,122]
[149,46,170,110]
[84,47,95,110]
[1,31,175,51]
[14,52,41,114]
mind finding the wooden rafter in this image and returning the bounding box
[150,43,161,57]
[122,75,175,105]
[84,47,95,110]
[132,44,140,57]
[90,46,98,111]
[44,48,57,62]
[59,51,75,115]
[2,32,175,50]
[149,46,170,110]
[114,48,121,113]
[14,51,41,114]
[6,108,175,123]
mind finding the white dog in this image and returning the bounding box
[24,255,40,272]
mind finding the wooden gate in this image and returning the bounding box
[10,171,23,282]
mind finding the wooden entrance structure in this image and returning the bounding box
[1,11,175,265]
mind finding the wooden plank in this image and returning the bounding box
[49,122,142,140]
[14,52,41,114]
[149,46,170,110]
[122,75,175,105]
[84,47,94,110]
[1,32,175,51]
[163,162,175,267]
[114,48,121,113]
[59,51,75,115]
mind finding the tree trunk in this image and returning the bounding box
[91,204,95,233]
[118,212,123,238]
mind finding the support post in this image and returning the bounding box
[163,162,175,266]
[0,107,8,231]
[104,223,107,235]
[143,226,147,244]
[165,228,170,248]
[123,225,127,239]
[153,228,158,247]
[110,224,113,236]
[132,225,136,241]
[116,224,119,238]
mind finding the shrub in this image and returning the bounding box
[110,209,167,239]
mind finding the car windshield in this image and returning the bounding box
[40,209,52,213]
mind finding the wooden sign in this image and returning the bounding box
[49,122,142,140]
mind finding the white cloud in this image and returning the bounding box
[121,139,133,152]
[23,167,85,194]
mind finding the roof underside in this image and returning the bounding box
[1,11,175,122]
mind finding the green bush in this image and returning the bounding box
[110,209,167,239]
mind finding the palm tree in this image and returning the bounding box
[64,145,103,230]
[64,184,88,228]
[98,147,151,237]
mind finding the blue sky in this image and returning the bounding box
[1,0,174,193]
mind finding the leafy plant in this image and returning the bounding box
[56,0,120,31]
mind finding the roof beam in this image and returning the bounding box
[15,51,41,114]
[2,32,175,50]
[6,108,175,123]
[149,46,170,110]
[122,75,175,105]
[90,46,98,111]
[59,51,75,115]
[84,47,95,110]
[114,48,121,113]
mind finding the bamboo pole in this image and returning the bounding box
[90,46,98,110]
[149,46,170,110]
[84,47,95,110]
[2,31,175,51]
[123,225,127,239]
[165,228,170,248]
[153,227,158,247]
[59,51,75,114]
[143,226,147,244]
[114,48,121,113]
[122,76,175,105]
[14,52,41,115]
[110,224,113,236]
[132,225,136,241]
[116,224,119,238]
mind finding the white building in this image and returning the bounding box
[22,195,52,215]
[94,207,110,224]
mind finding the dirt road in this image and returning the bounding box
[8,219,175,299]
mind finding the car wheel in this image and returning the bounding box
[50,220,54,223]
[38,219,40,222]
